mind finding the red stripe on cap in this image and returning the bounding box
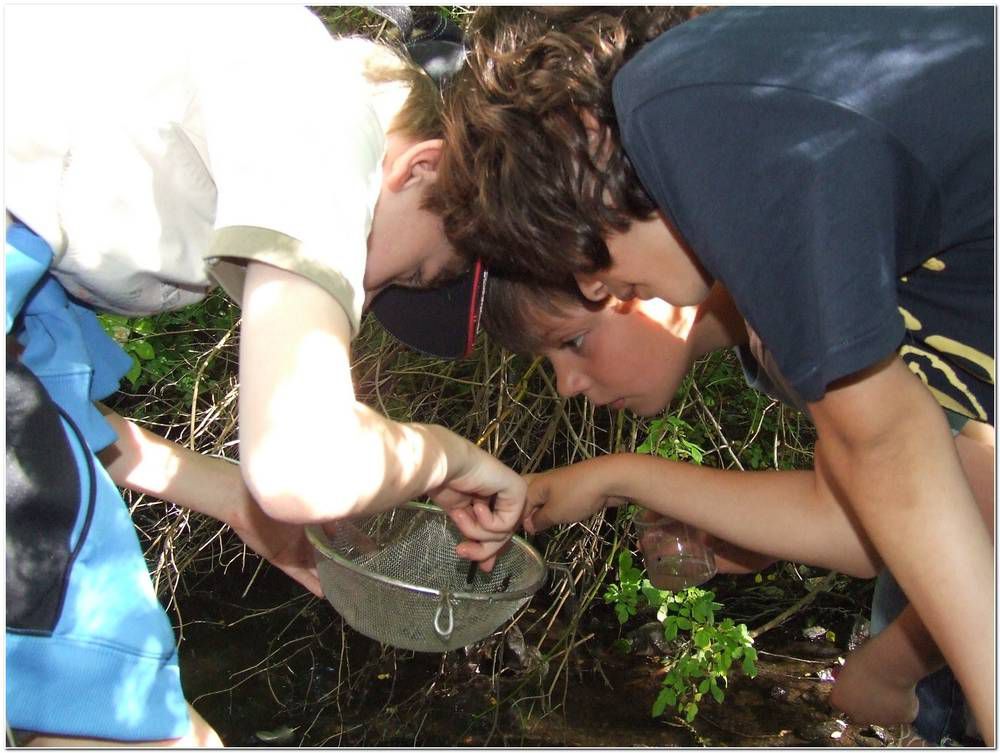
[464,258,484,357]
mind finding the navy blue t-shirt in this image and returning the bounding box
[613,6,993,423]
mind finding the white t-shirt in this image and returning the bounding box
[5,5,408,334]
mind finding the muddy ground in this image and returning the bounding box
[175,558,906,747]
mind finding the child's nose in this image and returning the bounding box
[555,365,589,398]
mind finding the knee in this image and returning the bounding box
[181,704,224,747]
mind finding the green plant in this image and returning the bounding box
[603,550,758,723]
[635,415,707,464]
[99,291,238,393]
[603,550,655,624]
[648,588,758,722]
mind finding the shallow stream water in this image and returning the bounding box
[175,560,900,747]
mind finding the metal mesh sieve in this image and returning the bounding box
[306,501,546,652]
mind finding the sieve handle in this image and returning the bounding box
[433,591,455,640]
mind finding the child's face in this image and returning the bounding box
[529,295,697,416]
[576,214,714,308]
[363,135,467,309]
[363,196,466,311]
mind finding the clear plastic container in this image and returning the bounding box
[634,514,717,591]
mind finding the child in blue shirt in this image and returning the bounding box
[474,272,991,744]
[435,6,994,742]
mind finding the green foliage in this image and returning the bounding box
[603,550,653,624]
[99,291,238,394]
[635,415,706,464]
[603,549,758,724]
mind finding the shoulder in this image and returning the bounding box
[614,6,992,125]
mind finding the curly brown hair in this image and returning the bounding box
[425,7,702,283]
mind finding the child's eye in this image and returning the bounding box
[562,334,585,350]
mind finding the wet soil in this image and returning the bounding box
[174,561,899,747]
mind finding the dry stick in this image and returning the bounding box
[140,323,237,632]
[499,400,547,467]
[690,379,745,470]
[544,544,620,702]
[743,396,779,451]
[536,368,592,460]
[475,355,545,447]
[774,411,781,469]
[524,400,565,474]
[749,570,838,640]
[187,323,236,450]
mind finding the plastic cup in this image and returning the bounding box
[634,514,717,591]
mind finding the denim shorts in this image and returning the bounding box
[6,222,190,741]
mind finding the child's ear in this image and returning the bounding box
[576,276,610,302]
[384,138,444,193]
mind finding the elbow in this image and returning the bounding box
[241,441,384,524]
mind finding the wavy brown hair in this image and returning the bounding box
[480,271,604,356]
[425,7,703,283]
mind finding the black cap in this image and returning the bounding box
[370,259,487,359]
[369,7,481,359]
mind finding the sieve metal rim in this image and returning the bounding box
[306,501,546,603]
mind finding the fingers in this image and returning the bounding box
[469,483,526,535]
[294,568,325,598]
[447,504,508,544]
[455,537,514,572]
[454,540,498,571]
[470,496,517,532]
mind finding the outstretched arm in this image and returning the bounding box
[237,262,525,566]
[808,355,994,744]
[97,405,323,597]
[525,451,882,579]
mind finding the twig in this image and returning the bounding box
[749,571,838,639]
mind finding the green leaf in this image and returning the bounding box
[132,317,156,334]
[131,340,156,360]
[611,638,632,654]
[685,702,699,722]
[124,357,142,386]
[642,584,665,607]
[684,441,704,464]
[663,617,679,641]
[710,681,725,704]
[652,688,672,717]
[663,686,678,707]
[618,550,635,573]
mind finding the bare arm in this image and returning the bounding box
[97,405,323,596]
[808,355,994,744]
[525,452,881,578]
[236,262,525,563]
